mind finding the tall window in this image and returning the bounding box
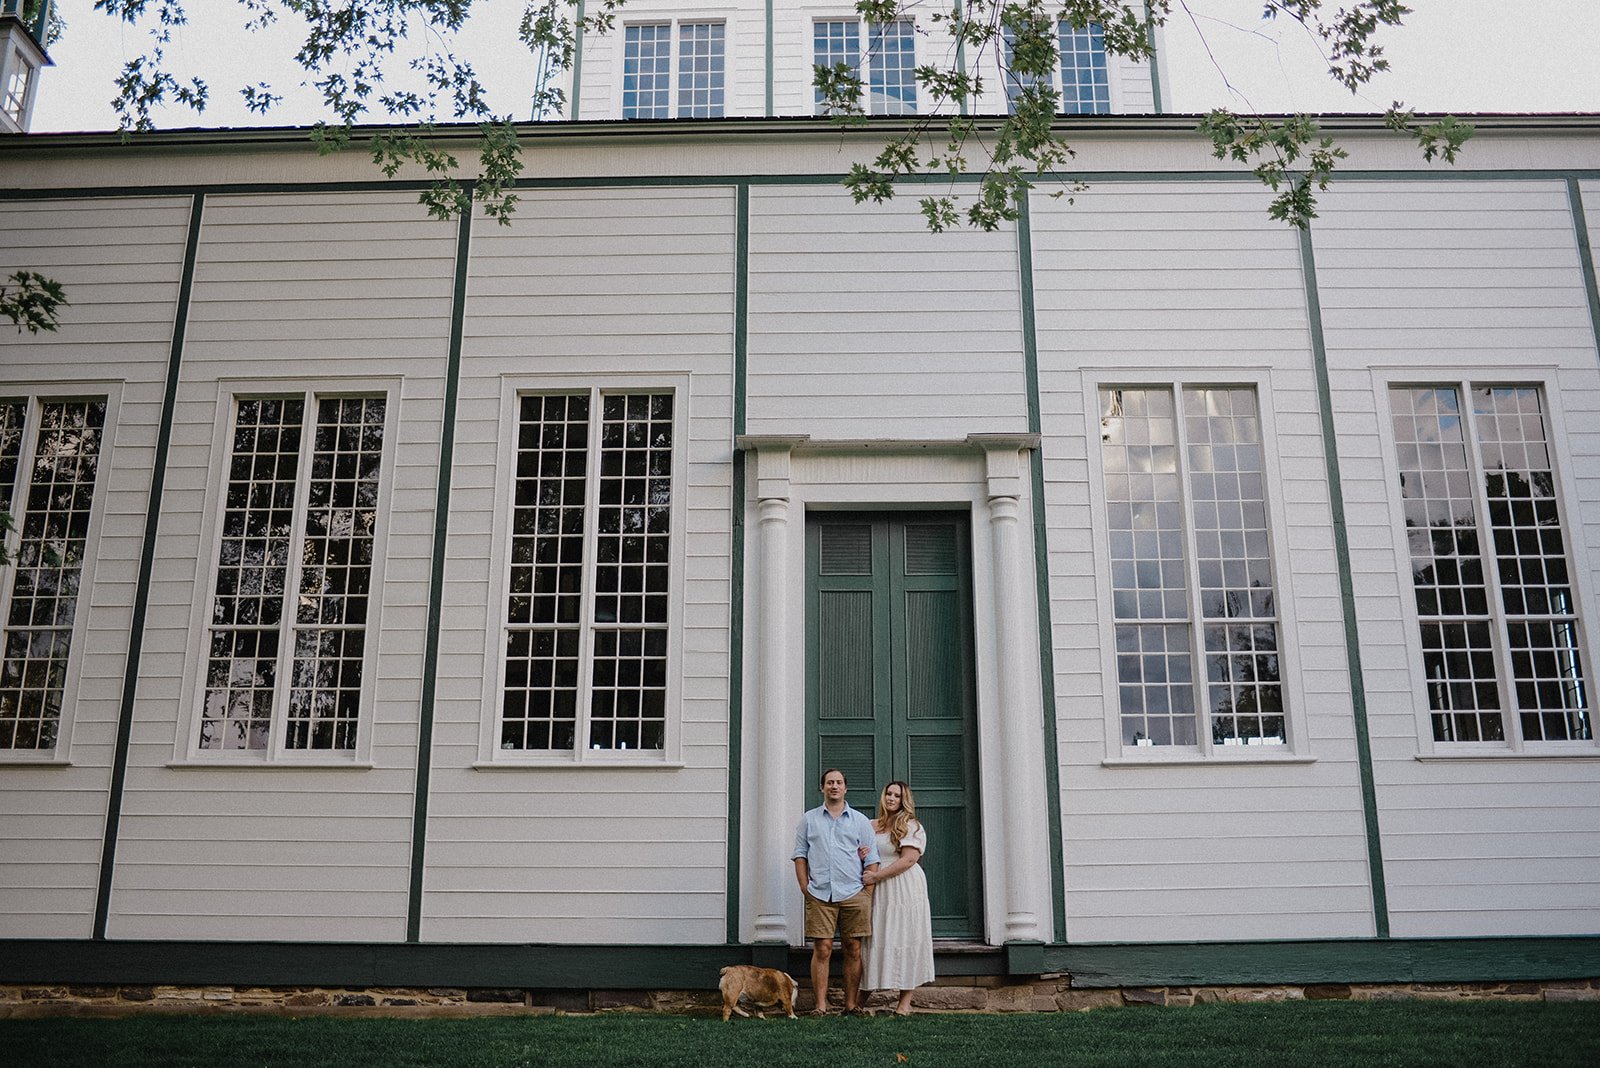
[1003,22,1110,115]
[1389,384,1590,745]
[623,22,725,119]
[813,19,916,116]
[501,392,673,753]
[200,395,386,753]
[0,398,106,751]
[1099,386,1285,748]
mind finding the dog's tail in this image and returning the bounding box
[719,966,734,977]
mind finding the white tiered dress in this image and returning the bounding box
[863,819,935,991]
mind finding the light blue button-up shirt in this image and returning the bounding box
[792,802,880,902]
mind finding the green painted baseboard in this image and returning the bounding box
[3,937,1594,990]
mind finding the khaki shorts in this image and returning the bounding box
[804,888,872,940]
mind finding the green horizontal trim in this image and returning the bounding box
[1052,936,1600,989]
[6,170,1600,204]
[4,937,1594,990]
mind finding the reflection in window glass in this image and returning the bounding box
[503,391,673,752]
[677,23,725,118]
[813,21,860,115]
[623,24,672,119]
[1059,22,1110,114]
[201,395,385,752]
[868,20,917,115]
[1100,386,1284,748]
[0,400,107,750]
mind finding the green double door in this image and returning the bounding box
[805,512,984,939]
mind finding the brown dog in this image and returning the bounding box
[719,965,799,1022]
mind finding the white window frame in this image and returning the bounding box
[812,16,918,117]
[478,374,689,768]
[173,378,398,767]
[1082,369,1312,765]
[1372,368,1600,759]
[617,18,730,120]
[0,386,119,766]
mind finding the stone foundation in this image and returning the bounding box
[3,976,1596,1018]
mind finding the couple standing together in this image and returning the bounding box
[791,768,934,1016]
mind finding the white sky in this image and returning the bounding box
[26,0,1600,133]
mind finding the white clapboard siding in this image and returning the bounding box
[1312,179,1600,938]
[576,0,764,119]
[0,196,191,937]
[107,191,456,942]
[746,185,1028,439]
[1030,182,1376,943]
[426,187,735,944]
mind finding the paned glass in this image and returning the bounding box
[1059,22,1110,114]
[677,22,725,118]
[285,397,385,750]
[813,20,860,115]
[1390,386,1503,741]
[1002,25,1049,114]
[867,20,917,115]
[1473,386,1590,741]
[1185,388,1284,745]
[0,400,106,750]
[622,24,672,119]
[501,390,673,752]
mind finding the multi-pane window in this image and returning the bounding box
[1389,385,1591,745]
[501,391,674,754]
[622,22,725,119]
[1099,386,1286,749]
[1058,22,1110,114]
[813,19,916,116]
[0,398,106,751]
[199,395,386,753]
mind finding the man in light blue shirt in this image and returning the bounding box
[792,767,880,1015]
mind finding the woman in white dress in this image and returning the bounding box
[861,780,934,1015]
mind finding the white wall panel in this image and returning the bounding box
[1314,178,1600,938]
[108,191,455,941]
[0,196,191,937]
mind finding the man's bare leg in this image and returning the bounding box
[841,936,864,1011]
[810,938,833,1014]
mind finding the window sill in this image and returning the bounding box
[0,756,72,767]
[473,758,686,771]
[1102,753,1316,768]
[1416,749,1600,762]
[167,758,376,770]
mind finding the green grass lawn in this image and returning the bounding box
[3,1001,1597,1068]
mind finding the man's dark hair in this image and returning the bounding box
[819,768,846,787]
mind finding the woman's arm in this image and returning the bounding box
[863,846,921,885]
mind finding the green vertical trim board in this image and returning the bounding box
[1145,3,1163,114]
[725,183,750,943]
[1568,179,1600,364]
[956,42,968,117]
[570,0,586,120]
[764,0,774,117]
[1015,194,1068,942]
[1298,225,1390,938]
[407,201,473,943]
[93,193,206,941]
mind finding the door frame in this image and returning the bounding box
[735,438,1054,948]
[803,509,986,939]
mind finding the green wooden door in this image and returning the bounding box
[805,512,984,939]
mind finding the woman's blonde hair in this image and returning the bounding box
[875,781,917,850]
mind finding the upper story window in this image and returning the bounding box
[1003,22,1111,115]
[499,391,674,756]
[0,397,106,752]
[814,18,916,116]
[1388,384,1591,747]
[198,394,386,755]
[1099,386,1286,750]
[622,21,725,119]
